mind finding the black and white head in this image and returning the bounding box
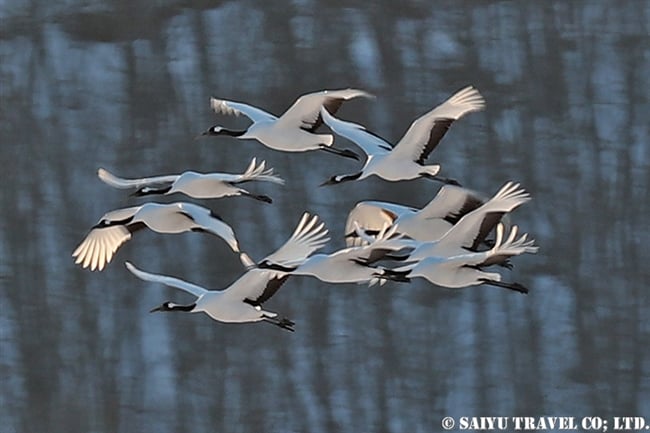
[201,125,226,136]
[94,218,112,228]
[320,175,343,186]
[149,301,196,313]
[198,125,246,138]
[319,172,362,186]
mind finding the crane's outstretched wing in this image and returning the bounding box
[73,225,133,271]
[344,201,415,246]
[279,88,374,132]
[352,224,416,264]
[177,203,240,253]
[125,262,209,298]
[392,86,485,163]
[320,107,392,157]
[261,212,330,267]
[419,184,485,223]
[97,168,178,190]
[72,206,143,271]
[210,97,278,123]
[436,181,529,251]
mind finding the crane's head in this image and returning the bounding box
[196,125,224,138]
[320,175,343,186]
[196,125,246,139]
[319,171,362,187]
[150,301,196,313]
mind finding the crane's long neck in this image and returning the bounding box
[340,171,363,183]
[258,261,297,273]
[203,126,247,137]
[219,127,247,137]
[168,303,196,311]
[151,302,197,313]
[321,171,362,186]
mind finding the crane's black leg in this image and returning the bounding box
[319,144,361,161]
[479,278,528,294]
[263,315,295,332]
[422,173,462,186]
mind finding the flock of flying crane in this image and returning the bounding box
[72,86,538,332]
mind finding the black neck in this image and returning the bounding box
[212,127,246,137]
[168,302,196,312]
[93,216,133,229]
[258,260,296,273]
[334,171,362,184]
[133,185,172,197]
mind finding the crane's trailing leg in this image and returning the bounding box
[479,278,528,294]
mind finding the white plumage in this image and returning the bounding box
[73,81,542,324]
[321,86,485,185]
[127,262,295,329]
[344,184,486,246]
[97,158,284,202]
[406,182,535,262]
[126,213,330,331]
[72,202,240,271]
[199,88,374,159]
[344,201,413,246]
[259,224,408,285]
[390,223,537,293]
[242,212,330,268]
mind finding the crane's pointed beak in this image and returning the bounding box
[194,131,209,140]
[149,305,164,313]
[319,178,335,187]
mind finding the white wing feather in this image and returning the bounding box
[178,203,240,253]
[220,268,283,302]
[435,181,530,251]
[97,168,178,190]
[72,225,132,271]
[262,213,330,267]
[278,88,374,129]
[442,223,538,267]
[210,97,278,123]
[344,201,415,246]
[418,184,485,220]
[320,107,391,156]
[391,86,485,161]
[125,262,208,297]
[72,206,141,271]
